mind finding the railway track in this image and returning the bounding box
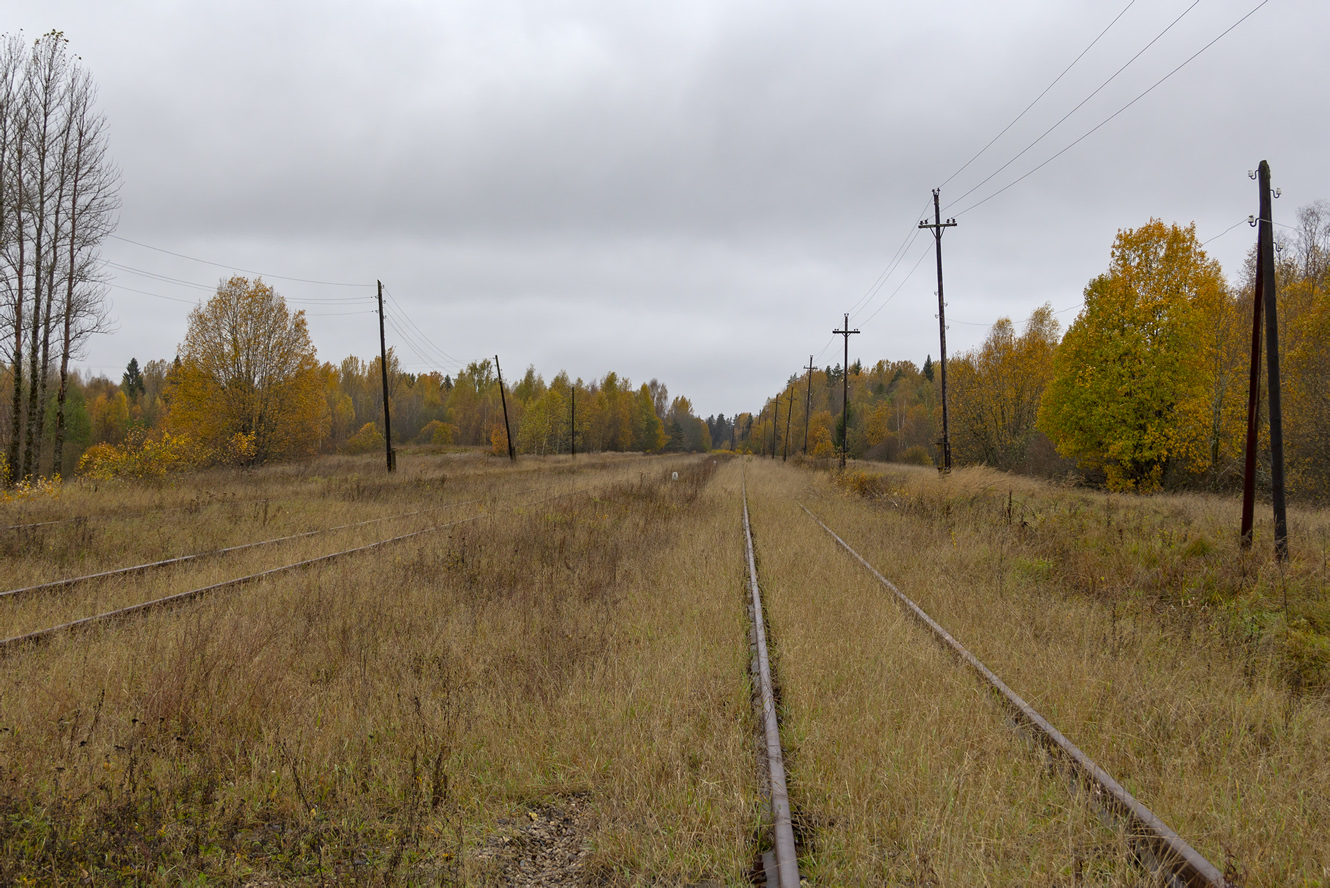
[741,474,801,886]
[0,500,481,600]
[0,485,597,657]
[796,500,1227,888]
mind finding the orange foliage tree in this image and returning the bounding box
[170,276,326,463]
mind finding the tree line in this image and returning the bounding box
[13,275,710,479]
[0,32,118,486]
[746,209,1330,500]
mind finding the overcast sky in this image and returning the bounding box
[7,0,1328,417]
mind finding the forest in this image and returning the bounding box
[738,211,1330,500]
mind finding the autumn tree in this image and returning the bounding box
[171,276,325,463]
[951,304,1060,471]
[1039,220,1231,491]
[1278,200,1330,497]
[1,32,117,484]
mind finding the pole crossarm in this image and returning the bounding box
[919,188,957,473]
[832,313,860,471]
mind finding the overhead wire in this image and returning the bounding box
[382,287,465,368]
[951,0,1270,218]
[108,233,370,288]
[943,0,1203,213]
[939,0,1138,190]
[846,195,933,321]
[859,246,933,327]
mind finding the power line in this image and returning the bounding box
[940,0,1138,190]
[944,0,1203,213]
[382,288,465,368]
[860,245,933,327]
[103,259,369,304]
[108,233,369,288]
[381,312,460,373]
[846,195,933,321]
[951,0,1269,218]
[1202,218,1249,246]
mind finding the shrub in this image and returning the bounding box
[77,430,205,479]
[898,445,935,466]
[416,420,458,447]
[346,422,385,455]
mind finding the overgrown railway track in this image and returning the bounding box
[797,499,1227,888]
[741,474,801,886]
[0,486,595,657]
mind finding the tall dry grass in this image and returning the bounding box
[780,457,1328,885]
[0,452,760,885]
[744,458,1143,884]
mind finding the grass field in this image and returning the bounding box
[0,451,1324,885]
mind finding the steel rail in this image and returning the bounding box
[800,503,1226,888]
[0,500,482,600]
[0,513,486,656]
[0,485,601,657]
[2,490,296,533]
[743,478,801,887]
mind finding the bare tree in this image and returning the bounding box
[0,32,116,484]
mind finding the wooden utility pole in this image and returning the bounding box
[803,355,815,454]
[1240,210,1265,549]
[376,280,395,472]
[1239,161,1290,561]
[569,385,576,457]
[1259,161,1289,561]
[495,355,516,462]
[770,392,779,458]
[919,189,957,472]
[783,385,794,461]
[832,313,859,471]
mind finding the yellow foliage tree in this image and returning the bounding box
[1039,221,1230,491]
[951,304,1060,470]
[171,276,325,463]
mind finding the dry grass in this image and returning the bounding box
[779,457,1329,885]
[0,452,758,885]
[744,459,1142,884]
[4,449,1322,885]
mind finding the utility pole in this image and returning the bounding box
[803,355,815,454]
[376,280,395,473]
[569,385,576,458]
[832,313,859,471]
[1240,161,1289,561]
[1260,162,1288,560]
[1240,209,1265,550]
[776,385,787,462]
[495,355,516,462]
[919,189,957,473]
[770,393,779,459]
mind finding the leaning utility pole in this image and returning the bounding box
[832,313,860,471]
[495,355,516,462]
[376,280,395,472]
[1261,162,1288,560]
[783,385,794,462]
[919,189,957,473]
[803,355,815,454]
[1239,161,1289,561]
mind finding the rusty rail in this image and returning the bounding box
[800,503,1226,888]
[0,513,483,655]
[743,478,800,887]
[0,500,481,600]
[0,484,602,657]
